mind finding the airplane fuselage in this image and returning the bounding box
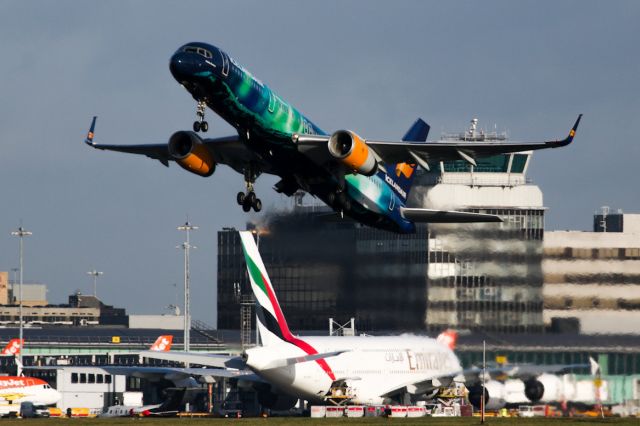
[170,43,415,233]
[245,335,461,405]
[0,377,60,407]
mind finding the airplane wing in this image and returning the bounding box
[294,115,582,168]
[83,116,258,173]
[139,350,245,369]
[261,350,347,370]
[464,362,591,382]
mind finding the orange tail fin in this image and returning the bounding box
[149,335,173,352]
[1,339,23,355]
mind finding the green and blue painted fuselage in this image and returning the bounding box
[170,42,415,233]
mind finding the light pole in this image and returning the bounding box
[177,221,198,353]
[11,226,32,368]
[87,270,103,298]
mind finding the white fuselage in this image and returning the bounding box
[245,335,461,405]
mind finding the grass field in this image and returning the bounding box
[0,418,637,425]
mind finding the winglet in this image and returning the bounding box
[85,116,97,145]
[556,114,582,146]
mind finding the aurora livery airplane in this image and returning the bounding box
[85,42,581,233]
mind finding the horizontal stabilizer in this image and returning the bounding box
[401,208,502,223]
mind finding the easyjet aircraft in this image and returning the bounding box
[0,377,60,407]
[85,42,581,233]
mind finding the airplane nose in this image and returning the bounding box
[170,52,199,82]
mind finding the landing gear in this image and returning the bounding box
[237,190,262,212]
[193,100,208,132]
[236,166,262,212]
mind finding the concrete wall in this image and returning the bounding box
[128,315,184,330]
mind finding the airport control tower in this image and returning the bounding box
[218,119,546,333]
[411,119,545,332]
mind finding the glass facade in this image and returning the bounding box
[217,205,545,333]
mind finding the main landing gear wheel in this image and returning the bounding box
[193,100,209,133]
[238,190,262,212]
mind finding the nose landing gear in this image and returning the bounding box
[193,100,209,132]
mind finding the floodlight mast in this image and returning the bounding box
[11,226,32,368]
[87,269,103,298]
[177,221,198,353]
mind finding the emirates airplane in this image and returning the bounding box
[143,231,465,406]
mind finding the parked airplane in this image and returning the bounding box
[85,41,581,233]
[0,377,60,408]
[143,230,464,405]
[99,388,186,418]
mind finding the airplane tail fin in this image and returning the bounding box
[150,335,173,352]
[1,339,23,356]
[378,118,430,202]
[239,231,292,347]
[436,329,458,350]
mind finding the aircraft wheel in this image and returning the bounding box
[246,191,257,206]
[201,121,209,132]
[242,198,252,212]
[253,198,262,212]
[193,121,201,132]
[342,198,351,211]
[327,192,336,206]
[237,192,246,205]
[336,191,347,207]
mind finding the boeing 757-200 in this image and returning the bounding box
[85,42,581,233]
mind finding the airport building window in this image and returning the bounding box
[79,373,86,383]
[105,375,112,384]
[88,374,95,384]
[71,373,78,383]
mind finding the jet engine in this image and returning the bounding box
[525,374,563,403]
[328,130,377,176]
[168,131,216,177]
[468,380,505,411]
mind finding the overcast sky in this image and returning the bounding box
[1,1,638,325]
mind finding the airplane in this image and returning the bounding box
[0,377,60,414]
[141,231,592,409]
[99,388,187,418]
[142,230,465,406]
[84,41,582,233]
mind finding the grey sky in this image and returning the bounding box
[1,1,638,325]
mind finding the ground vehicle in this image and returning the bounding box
[20,401,50,418]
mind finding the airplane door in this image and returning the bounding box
[406,350,416,371]
[221,52,230,77]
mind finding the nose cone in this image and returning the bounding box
[170,52,201,82]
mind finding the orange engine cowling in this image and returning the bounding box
[328,130,377,176]
[168,131,216,177]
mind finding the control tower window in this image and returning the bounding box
[184,46,212,59]
[510,154,529,173]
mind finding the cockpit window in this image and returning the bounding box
[184,46,212,59]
